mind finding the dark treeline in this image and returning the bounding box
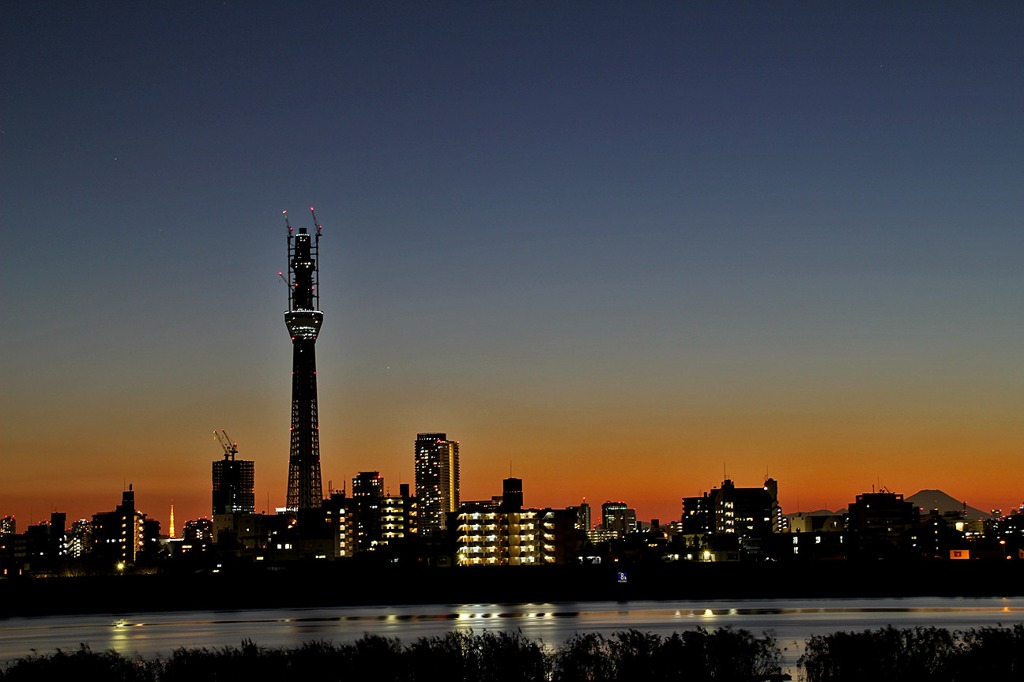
[0,628,781,682]
[4,559,1023,618]
[1,625,1022,682]
[799,624,1024,681]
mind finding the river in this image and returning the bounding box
[3,596,1023,676]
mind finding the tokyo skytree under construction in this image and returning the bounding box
[282,208,324,512]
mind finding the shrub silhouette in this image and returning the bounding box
[551,632,616,681]
[469,630,548,682]
[1,625,1020,682]
[0,643,153,682]
[607,629,665,680]
[942,624,1024,681]
[159,639,289,682]
[797,624,1024,682]
[549,627,781,682]
[277,637,405,681]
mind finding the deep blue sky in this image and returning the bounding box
[2,2,1022,528]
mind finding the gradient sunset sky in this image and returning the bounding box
[2,2,1022,532]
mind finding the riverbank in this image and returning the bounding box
[2,560,1021,618]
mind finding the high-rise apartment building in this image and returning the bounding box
[848,490,918,552]
[380,484,417,544]
[352,471,385,499]
[414,433,460,535]
[601,501,637,538]
[455,506,576,565]
[453,478,579,565]
[212,436,255,516]
[681,494,712,535]
[91,486,147,565]
[181,518,214,555]
[322,494,356,558]
[351,471,384,552]
[67,519,90,559]
[764,477,787,533]
[683,479,773,538]
[500,477,523,512]
[578,500,592,533]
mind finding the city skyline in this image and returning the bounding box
[2,3,1022,530]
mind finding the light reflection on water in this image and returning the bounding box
[3,597,1024,676]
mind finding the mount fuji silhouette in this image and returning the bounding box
[907,489,992,519]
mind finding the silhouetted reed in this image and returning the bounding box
[797,624,1024,682]
[0,629,780,682]
[405,630,547,681]
[550,627,782,681]
[2,625,1020,682]
[0,644,153,682]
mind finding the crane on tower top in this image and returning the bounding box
[214,429,238,460]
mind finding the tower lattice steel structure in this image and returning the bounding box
[283,208,324,511]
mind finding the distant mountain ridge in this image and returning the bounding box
[785,490,993,521]
[907,489,992,520]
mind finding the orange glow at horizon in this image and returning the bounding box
[4,386,1020,534]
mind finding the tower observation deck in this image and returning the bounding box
[283,208,324,512]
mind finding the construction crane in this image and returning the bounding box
[214,429,238,460]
